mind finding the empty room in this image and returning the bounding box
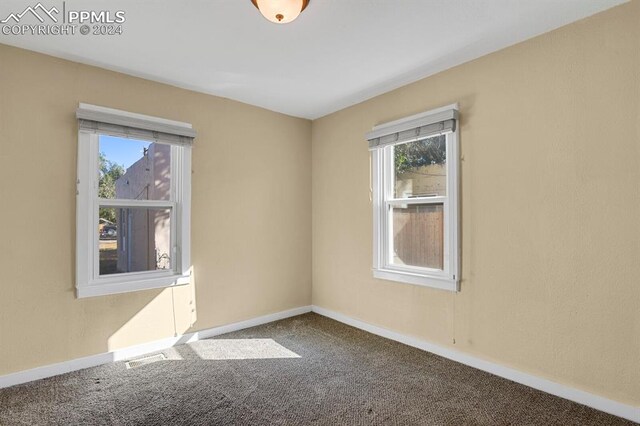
[0,0,638,424]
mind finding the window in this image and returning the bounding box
[368,104,459,291]
[76,104,195,298]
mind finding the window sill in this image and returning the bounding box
[373,268,458,292]
[76,273,190,298]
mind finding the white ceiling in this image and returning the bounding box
[0,0,626,119]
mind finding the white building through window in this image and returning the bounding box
[76,104,195,298]
[367,104,459,291]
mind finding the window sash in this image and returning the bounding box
[382,140,450,277]
[383,201,449,277]
[95,203,177,281]
[93,137,178,281]
[98,199,176,209]
[386,197,446,206]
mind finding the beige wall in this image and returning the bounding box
[0,43,312,375]
[312,1,639,406]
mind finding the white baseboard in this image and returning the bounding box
[311,305,639,424]
[0,305,312,390]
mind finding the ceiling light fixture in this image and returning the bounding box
[251,0,310,24]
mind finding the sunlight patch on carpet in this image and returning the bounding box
[189,338,300,360]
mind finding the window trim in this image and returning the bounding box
[371,104,460,292]
[76,105,193,298]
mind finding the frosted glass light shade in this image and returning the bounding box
[252,0,309,24]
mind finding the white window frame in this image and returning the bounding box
[76,104,192,298]
[370,104,460,291]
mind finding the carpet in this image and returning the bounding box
[0,313,634,425]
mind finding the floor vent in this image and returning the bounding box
[125,353,167,369]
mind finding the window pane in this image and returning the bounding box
[393,134,446,198]
[99,207,172,275]
[391,203,443,270]
[99,135,172,201]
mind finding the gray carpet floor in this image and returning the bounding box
[0,313,634,425]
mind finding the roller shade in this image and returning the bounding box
[366,106,457,150]
[77,103,196,146]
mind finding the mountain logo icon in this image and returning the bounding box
[1,3,59,24]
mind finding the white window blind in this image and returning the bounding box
[76,103,196,145]
[366,107,457,150]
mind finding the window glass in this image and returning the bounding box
[99,207,172,275]
[393,134,446,198]
[98,136,172,201]
[391,203,443,270]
